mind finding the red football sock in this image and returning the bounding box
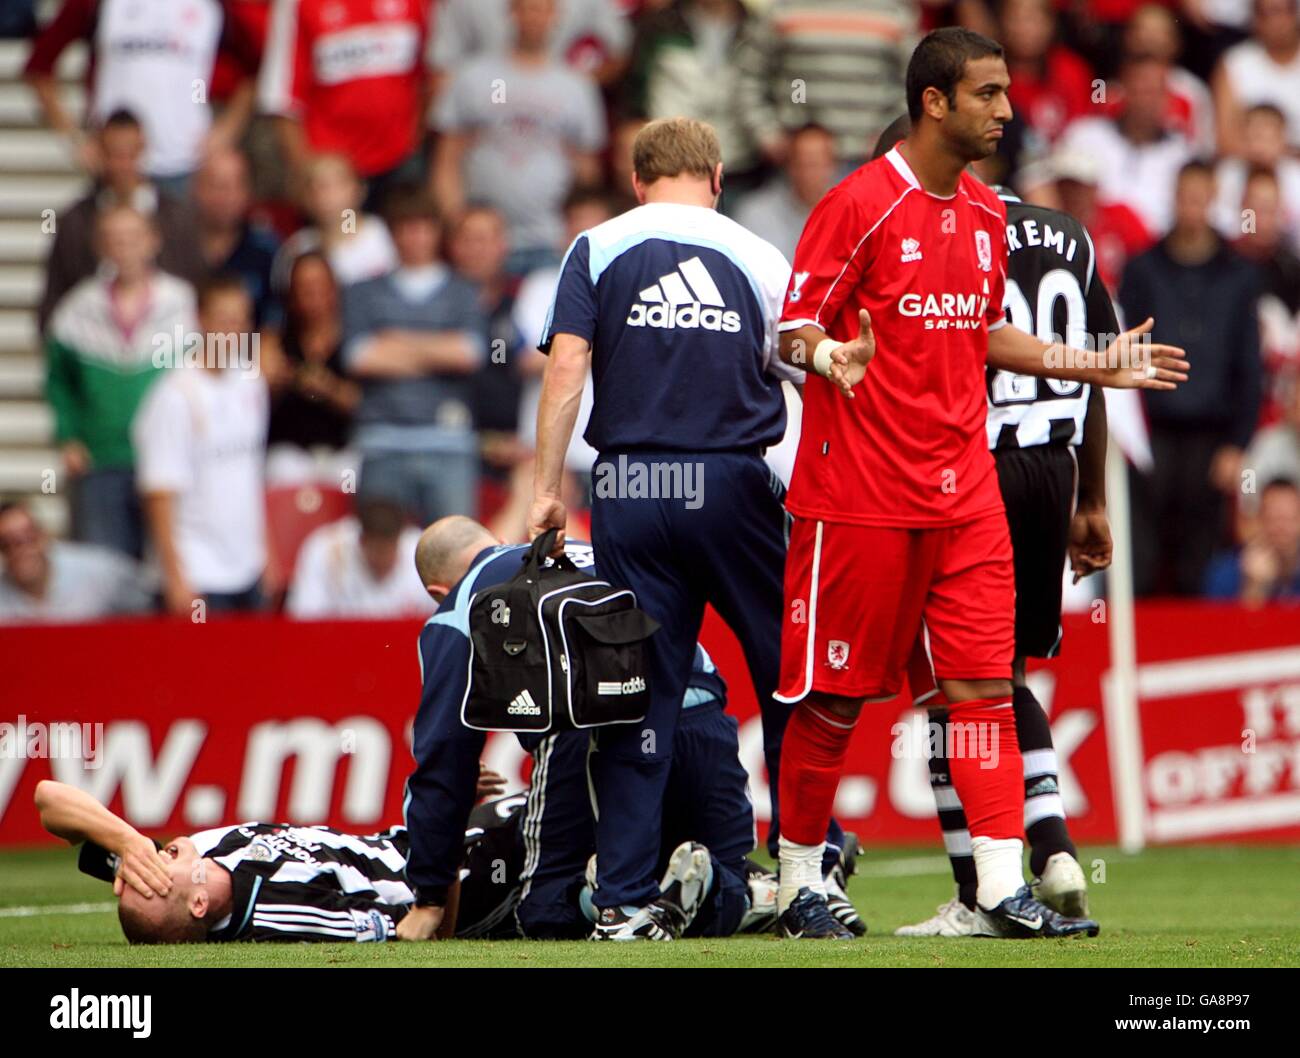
[943,697,1023,841]
[778,700,858,846]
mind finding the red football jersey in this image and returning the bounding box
[780,147,1009,528]
[259,0,430,177]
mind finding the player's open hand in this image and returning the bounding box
[1094,318,1188,391]
[828,309,876,398]
[113,832,173,899]
[396,904,444,941]
[1068,505,1113,583]
[526,495,567,555]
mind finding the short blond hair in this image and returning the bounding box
[632,118,721,185]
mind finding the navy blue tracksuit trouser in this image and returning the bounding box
[589,450,790,909]
[515,701,754,938]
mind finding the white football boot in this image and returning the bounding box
[894,892,977,937]
[1032,851,1089,918]
[656,841,714,933]
[737,861,780,933]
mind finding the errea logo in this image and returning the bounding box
[900,237,923,263]
[627,257,741,333]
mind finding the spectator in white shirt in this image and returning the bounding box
[1058,54,1194,234]
[23,0,257,192]
[1213,103,1300,247]
[0,501,152,623]
[286,499,433,619]
[1214,0,1300,154]
[134,275,270,616]
[272,153,398,295]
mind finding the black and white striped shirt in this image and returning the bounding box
[81,806,528,943]
[195,823,414,943]
[986,189,1121,452]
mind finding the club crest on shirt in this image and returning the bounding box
[827,640,850,670]
[975,229,992,273]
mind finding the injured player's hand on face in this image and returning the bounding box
[116,837,232,944]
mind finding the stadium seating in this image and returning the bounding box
[265,484,353,576]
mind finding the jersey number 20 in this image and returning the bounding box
[989,270,1086,405]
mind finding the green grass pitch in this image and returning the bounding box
[2,844,1297,968]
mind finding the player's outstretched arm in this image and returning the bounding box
[988,317,1188,391]
[34,780,172,899]
[779,309,876,398]
[528,332,590,552]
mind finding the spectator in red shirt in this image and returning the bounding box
[258,0,433,209]
[1000,0,1095,143]
[24,0,257,193]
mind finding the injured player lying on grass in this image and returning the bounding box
[32,777,784,944]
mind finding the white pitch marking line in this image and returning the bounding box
[854,856,953,878]
[0,901,116,918]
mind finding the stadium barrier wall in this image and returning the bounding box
[2,603,1299,847]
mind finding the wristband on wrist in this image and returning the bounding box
[812,338,841,378]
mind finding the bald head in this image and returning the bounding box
[415,516,499,601]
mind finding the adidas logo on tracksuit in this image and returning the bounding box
[597,677,647,696]
[626,256,741,332]
[507,689,541,716]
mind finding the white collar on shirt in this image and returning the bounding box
[392,263,448,302]
[886,146,958,201]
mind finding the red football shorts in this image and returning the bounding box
[775,512,1015,702]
